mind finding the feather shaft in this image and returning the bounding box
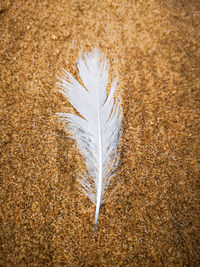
[95,81,103,233]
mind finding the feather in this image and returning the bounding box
[57,48,122,233]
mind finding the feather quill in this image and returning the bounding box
[57,48,122,232]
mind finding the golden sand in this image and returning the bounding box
[0,0,199,265]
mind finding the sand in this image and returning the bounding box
[0,0,200,266]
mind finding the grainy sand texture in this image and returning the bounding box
[1,0,200,266]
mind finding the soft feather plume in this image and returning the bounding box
[57,48,122,233]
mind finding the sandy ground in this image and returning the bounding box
[0,0,200,266]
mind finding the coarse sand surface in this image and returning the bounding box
[0,0,200,266]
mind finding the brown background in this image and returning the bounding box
[0,0,200,266]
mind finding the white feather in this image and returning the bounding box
[57,48,122,232]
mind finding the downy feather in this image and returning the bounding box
[57,48,122,232]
